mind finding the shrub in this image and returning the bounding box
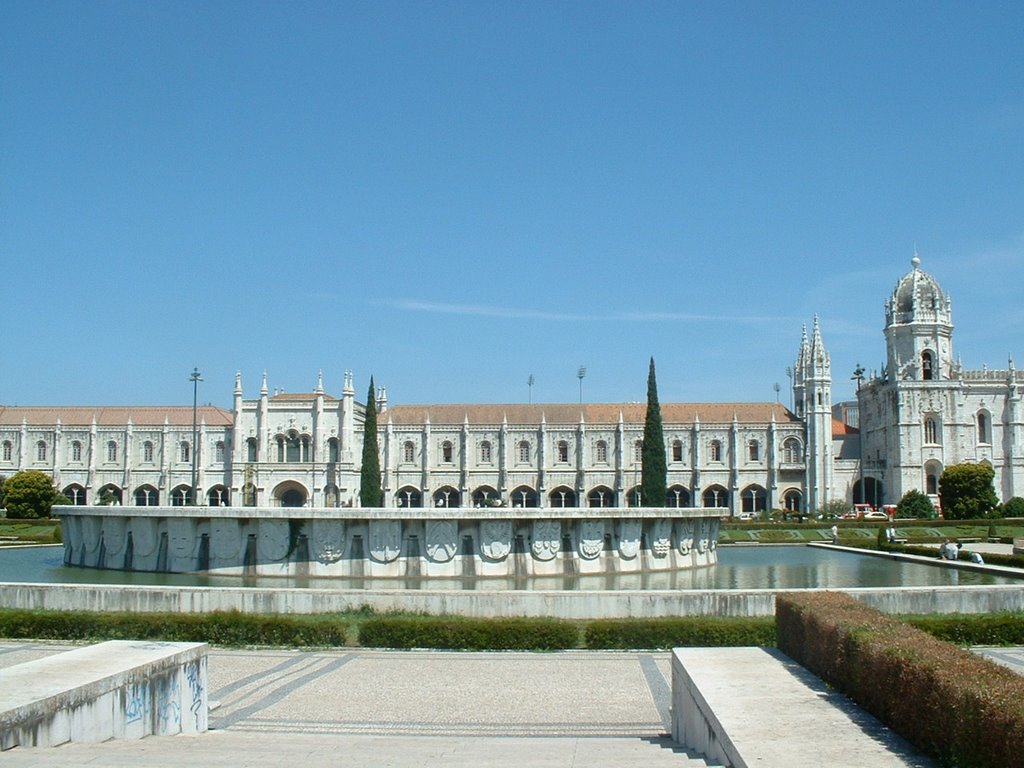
[357,616,577,650]
[0,609,348,647]
[2,471,65,519]
[896,489,934,519]
[1002,497,1024,519]
[940,463,999,520]
[584,617,775,649]
[906,613,1024,646]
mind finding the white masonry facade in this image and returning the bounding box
[2,257,1021,514]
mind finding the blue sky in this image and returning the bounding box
[3,1,1022,410]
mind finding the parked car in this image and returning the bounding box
[862,510,889,521]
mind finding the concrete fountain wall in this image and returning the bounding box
[55,506,721,579]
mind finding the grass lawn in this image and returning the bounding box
[0,517,60,544]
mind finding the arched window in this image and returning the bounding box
[748,440,759,462]
[285,432,301,462]
[702,485,729,508]
[403,441,416,463]
[634,440,643,463]
[922,350,935,381]
[783,489,802,512]
[180,441,190,463]
[671,439,683,462]
[667,485,690,507]
[925,460,942,496]
[327,437,339,462]
[106,441,118,463]
[549,487,576,507]
[134,485,158,506]
[142,441,154,463]
[71,440,83,462]
[479,440,492,463]
[171,486,189,506]
[36,441,47,462]
[924,417,939,445]
[63,484,86,505]
[2,441,11,462]
[782,438,802,463]
[396,486,422,508]
[741,484,767,513]
[556,440,569,463]
[977,412,991,444]
[709,440,723,462]
[207,486,229,506]
[441,440,454,463]
[595,440,608,463]
[215,441,226,463]
[517,440,531,463]
[510,485,538,508]
[246,438,258,462]
[587,486,614,507]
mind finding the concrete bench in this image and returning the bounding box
[671,647,933,767]
[0,640,208,750]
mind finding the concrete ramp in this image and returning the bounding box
[0,640,207,749]
[671,647,936,768]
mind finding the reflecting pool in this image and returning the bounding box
[0,544,1019,591]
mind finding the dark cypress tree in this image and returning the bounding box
[359,377,383,507]
[640,357,667,507]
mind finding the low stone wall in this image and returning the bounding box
[2,582,1023,619]
[0,640,207,749]
[56,505,721,578]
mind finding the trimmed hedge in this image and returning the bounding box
[905,612,1024,646]
[777,592,1024,768]
[0,609,348,647]
[357,616,578,650]
[584,617,775,649]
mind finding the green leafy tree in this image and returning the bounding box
[1001,496,1024,518]
[939,463,998,520]
[360,377,383,507]
[896,489,934,519]
[640,357,667,507]
[818,499,851,519]
[2,470,63,519]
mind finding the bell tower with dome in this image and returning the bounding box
[857,254,1024,508]
[883,253,956,385]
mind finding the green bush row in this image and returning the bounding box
[777,592,1024,768]
[905,613,1024,645]
[583,617,775,649]
[2,607,1022,653]
[356,616,579,650]
[0,609,348,647]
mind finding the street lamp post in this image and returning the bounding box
[851,363,865,507]
[528,374,534,404]
[190,367,203,506]
[577,366,586,405]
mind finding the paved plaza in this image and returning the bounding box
[1,640,1019,767]
[0,642,714,767]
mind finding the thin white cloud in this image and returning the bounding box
[382,299,787,325]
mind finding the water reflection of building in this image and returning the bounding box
[1,256,1019,513]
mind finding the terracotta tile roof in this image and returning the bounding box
[0,406,234,427]
[832,418,859,436]
[383,403,799,426]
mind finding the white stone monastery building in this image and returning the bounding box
[2,257,1021,514]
